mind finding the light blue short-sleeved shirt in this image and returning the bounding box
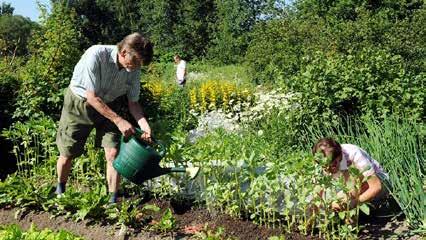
[69,45,140,103]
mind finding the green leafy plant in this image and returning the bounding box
[193,224,227,240]
[150,208,177,233]
[0,223,84,240]
[13,2,82,120]
[105,198,146,226]
[1,117,57,178]
[268,236,285,240]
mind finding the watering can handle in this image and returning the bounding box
[134,128,166,158]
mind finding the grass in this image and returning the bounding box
[143,62,254,88]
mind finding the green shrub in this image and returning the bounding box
[290,49,424,125]
[245,18,325,85]
[13,2,82,120]
[0,14,38,57]
[245,1,425,122]
[1,116,58,178]
[0,58,21,129]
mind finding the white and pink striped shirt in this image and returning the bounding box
[338,144,387,178]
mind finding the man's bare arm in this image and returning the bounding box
[86,90,134,136]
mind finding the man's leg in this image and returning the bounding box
[55,88,93,195]
[98,96,123,203]
[105,147,120,202]
[56,155,74,194]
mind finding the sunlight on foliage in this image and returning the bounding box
[189,80,253,113]
[0,223,84,240]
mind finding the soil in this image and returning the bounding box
[0,197,422,240]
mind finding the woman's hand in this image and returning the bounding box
[349,197,359,209]
[331,201,342,211]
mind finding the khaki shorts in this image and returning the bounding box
[56,88,123,158]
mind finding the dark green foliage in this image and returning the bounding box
[0,14,38,56]
[207,0,262,64]
[246,17,326,85]
[137,0,216,60]
[291,49,424,126]
[51,0,266,62]
[137,0,178,58]
[173,0,216,59]
[246,0,425,121]
[0,2,14,15]
[0,59,20,129]
[0,59,21,180]
[65,0,138,49]
[294,0,424,20]
[13,2,82,120]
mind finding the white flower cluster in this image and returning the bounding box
[188,109,240,143]
[238,87,300,122]
[188,87,300,143]
[187,71,206,81]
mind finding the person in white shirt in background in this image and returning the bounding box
[174,54,187,87]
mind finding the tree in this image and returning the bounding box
[208,0,264,63]
[52,0,131,49]
[0,15,37,57]
[14,2,82,120]
[137,0,179,57]
[137,0,216,60]
[173,0,216,59]
[293,0,424,21]
[0,2,14,15]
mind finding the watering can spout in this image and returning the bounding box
[185,167,200,179]
[136,165,200,183]
[112,129,200,184]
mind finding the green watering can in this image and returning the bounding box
[113,129,200,184]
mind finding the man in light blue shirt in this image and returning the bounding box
[56,33,153,203]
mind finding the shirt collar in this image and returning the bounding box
[110,46,120,69]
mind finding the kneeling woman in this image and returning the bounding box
[312,137,390,211]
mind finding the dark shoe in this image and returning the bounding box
[109,192,119,204]
[55,182,66,196]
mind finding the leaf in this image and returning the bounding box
[338,211,346,220]
[359,204,370,215]
[143,204,161,212]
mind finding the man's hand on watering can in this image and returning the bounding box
[140,131,152,143]
[138,119,152,143]
[140,127,152,143]
[115,117,135,138]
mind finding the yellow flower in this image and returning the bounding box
[187,80,253,114]
[190,89,198,110]
[143,79,173,103]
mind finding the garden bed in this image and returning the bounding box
[0,197,420,240]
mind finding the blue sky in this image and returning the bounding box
[1,0,50,21]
